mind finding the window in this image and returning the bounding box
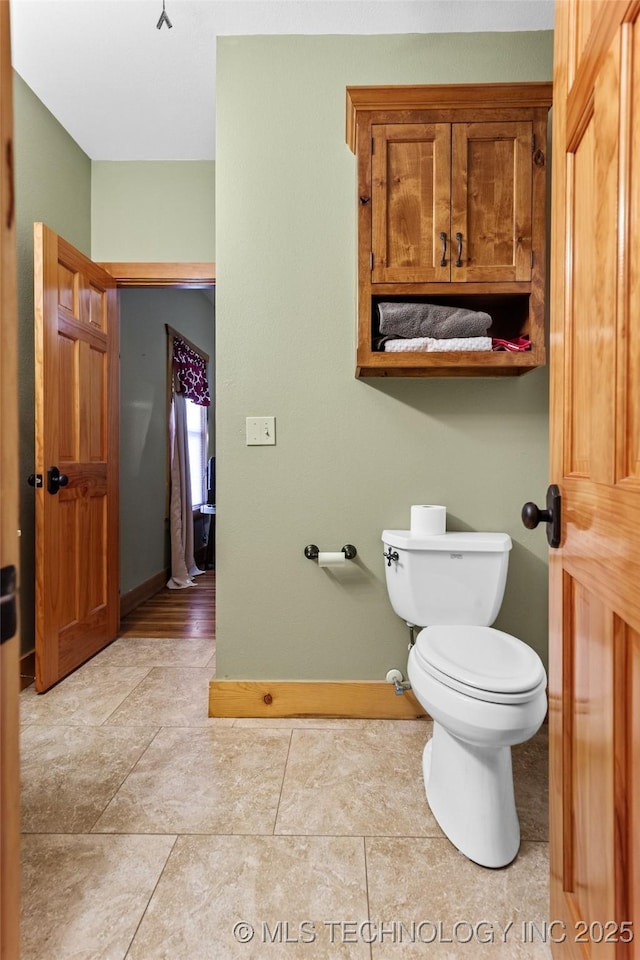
[186,399,207,509]
[166,325,211,511]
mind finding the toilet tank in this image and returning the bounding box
[381,530,512,627]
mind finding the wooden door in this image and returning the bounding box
[451,122,533,282]
[0,2,21,955]
[549,2,639,956]
[371,123,450,282]
[34,223,119,692]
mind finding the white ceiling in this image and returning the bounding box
[10,0,554,161]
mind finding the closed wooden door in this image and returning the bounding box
[549,2,639,956]
[34,223,119,692]
[451,122,534,282]
[371,123,450,282]
[0,2,21,956]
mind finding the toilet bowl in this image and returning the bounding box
[381,526,547,868]
[408,625,547,868]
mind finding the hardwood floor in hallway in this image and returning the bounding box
[119,572,216,639]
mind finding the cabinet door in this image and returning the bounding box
[371,123,450,282]
[451,122,533,282]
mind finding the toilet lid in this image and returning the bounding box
[415,625,546,696]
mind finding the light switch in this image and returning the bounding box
[246,416,276,445]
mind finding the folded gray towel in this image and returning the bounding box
[377,302,492,339]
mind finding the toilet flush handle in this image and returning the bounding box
[383,549,399,567]
[521,483,561,548]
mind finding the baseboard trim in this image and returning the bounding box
[208,680,428,720]
[120,569,169,619]
[20,650,35,690]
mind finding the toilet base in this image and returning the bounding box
[423,722,520,868]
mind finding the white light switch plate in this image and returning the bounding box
[246,416,276,445]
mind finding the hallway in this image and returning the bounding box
[119,571,216,640]
[19,575,551,959]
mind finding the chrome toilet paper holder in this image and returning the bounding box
[304,544,357,560]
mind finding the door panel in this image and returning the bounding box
[371,123,450,282]
[564,580,615,927]
[0,1,21,955]
[625,12,640,485]
[451,122,533,282]
[566,118,596,479]
[34,223,119,692]
[549,3,639,956]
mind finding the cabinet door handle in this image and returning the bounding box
[455,232,463,267]
[439,232,447,267]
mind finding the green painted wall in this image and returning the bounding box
[91,161,215,262]
[215,33,554,681]
[119,288,215,596]
[13,71,92,656]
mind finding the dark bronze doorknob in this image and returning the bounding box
[46,466,69,495]
[521,502,552,528]
[522,484,561,548]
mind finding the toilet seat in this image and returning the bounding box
[413,625,546,705]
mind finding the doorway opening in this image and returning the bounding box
[104,262,216,626]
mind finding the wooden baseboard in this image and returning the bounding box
[208,680,428,720]
[120,569,169,619]
[19,650,35,690]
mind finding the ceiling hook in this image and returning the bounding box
[156,0,172,30]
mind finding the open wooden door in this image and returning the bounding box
[1,1,21,956]
[548,1,639,955]
[33,224,119,692]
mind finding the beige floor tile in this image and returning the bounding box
[91,636,215,668]
[93,726,291,835]
[275,725,444,837]
[513,726,548,841]
[104,666,228,727]
[19,664,151,726]
[359,718,432,733]
[18,623,551,960]
[233,717,371,729]
[21,833,175,960]
[234,718,431,731]
[365,838,551,958]
[127,835,370,959]
[21,725,158,833]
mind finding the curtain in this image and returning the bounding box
[166,329,210,590]
[166,393,206,589]
[172,337,211,406]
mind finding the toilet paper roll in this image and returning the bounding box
[318,551,346,567]
[410,504,446,537]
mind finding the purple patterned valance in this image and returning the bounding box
[172,337,210,407]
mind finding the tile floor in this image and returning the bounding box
[20,635,552,959]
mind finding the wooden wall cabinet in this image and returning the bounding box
[346,84,552,378]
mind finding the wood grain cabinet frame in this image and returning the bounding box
[346,83,552,378]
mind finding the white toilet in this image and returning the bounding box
[381,527,547,869]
